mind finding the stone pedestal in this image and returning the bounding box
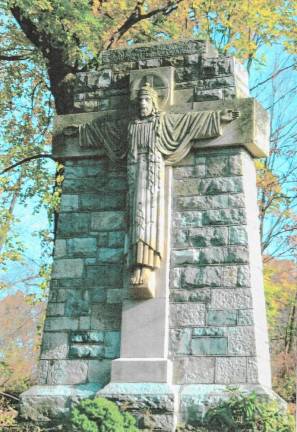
[20,40,279,430]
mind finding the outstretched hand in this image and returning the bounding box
[63,125,79,136]
[220,109,240,123]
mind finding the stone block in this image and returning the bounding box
[174,179,200,196]
[90,287,107,303]
[57,213,90,236]
[40,332,68,360]
[54,240,67,258]
[86,265,123,286]
[170,304,205,327]
[206,156,229,177]
[215,357,247,384]
[199,177,243,195]
[79,317,91,330]
[46,303,65,317]
[238,309,254,325]
[207,310,238,326]
[188,227,228,247]
[199,246,226,265]
[51,258,84,279]
[69,344,104,359]
[97,248,124,263]
[247,357,259,383]
[210,288,252,309]
[91,304,122,330]
[65,290,90,317]
[202,208,246,226]
[91,211,126,231]
[107,289,123,304]
[182,266,221,288]
[37,360,49,384]
[174,357,215,384]
[226,246,249,264]
[192,327,224,337]
[229,226,248,245]
[229,193,245,208]
[228,326,256,356]
[172,249,199,265]
[237,265,251,287]
[88,359,111,384]
[108,231,125,247]
[44,317,78,331]
[174,211,202,227]
[80,193,125,211]
[191,337,228,355]
[229,154,243,175]
[169,328,192,355]
[174,165,205,179]
[67,237,97,257]
[46,360,88,385]
[104,331,121,359]
[176,194,229,211]
[170,288,211,304]
[222,266,238,287]
[70,331,104,343]
[60,194,79,212]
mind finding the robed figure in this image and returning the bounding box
[71,83,238,298]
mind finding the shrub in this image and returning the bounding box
[70,397,139,432]
[202,389,295,431]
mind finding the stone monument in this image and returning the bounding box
[21,40,277,430]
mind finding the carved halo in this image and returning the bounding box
[130,69,172,110]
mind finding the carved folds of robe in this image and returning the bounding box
[79,110,222,272]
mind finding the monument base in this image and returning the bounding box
[19,382,286,430]
[98,382,178,432]
[19,383,101,421]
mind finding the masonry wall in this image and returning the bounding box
[169,146,270,386]
[38,157,127,387]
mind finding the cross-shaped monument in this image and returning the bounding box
[20,41,278,431]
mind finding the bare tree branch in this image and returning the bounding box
[250,63,296,91]
[1,154,56,175]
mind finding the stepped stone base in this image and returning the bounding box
[20,382,285,430]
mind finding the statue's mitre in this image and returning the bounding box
[139,82,158,99]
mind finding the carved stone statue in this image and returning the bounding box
[66,83,238,299]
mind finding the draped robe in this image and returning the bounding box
[79,110,222,273]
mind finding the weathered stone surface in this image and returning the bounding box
[191,337,228,355]
[54,239,67,258]
[216,357,247,384]
[169,328,192,355]
[174,165,205,179]
[69,345,104,358]
[86,265,123,286]
[205,156,229,177]
[57,213,90,235]
[107,289,123,304]
[46,360,88,385]
[192,327,224,337]
[60,194,79,212]
[174,357,215,384]
[91,304,122,330]
[174,211,202,227]
[228,326,256,356]
[238,309,254,325]
[229,226,248,245]
[44,317,79,331]
[64,290,90,317]
[51,258,84,279]
[199,177,243,195]
[67,237,97,256]
[202,208,246,226]
[41,332,68,360]
[210,288,252,309]
[104,331,121,359]
[80,193,125,211]
[176,194,229,211]
[181,266,221,288]
[247,357,259,383]
[46,303,65,317]
[97,248,124,263]
[237,265,251,287]
[170,304,205,327]
[70,331,104,343]
[91,211,125,231]
[172,249,199,265]
[188,226,228,247]
[207,310,237,326]
[88,359,111,384]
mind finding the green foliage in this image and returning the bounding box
[70,397,139,432]
[200,390,295,431]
